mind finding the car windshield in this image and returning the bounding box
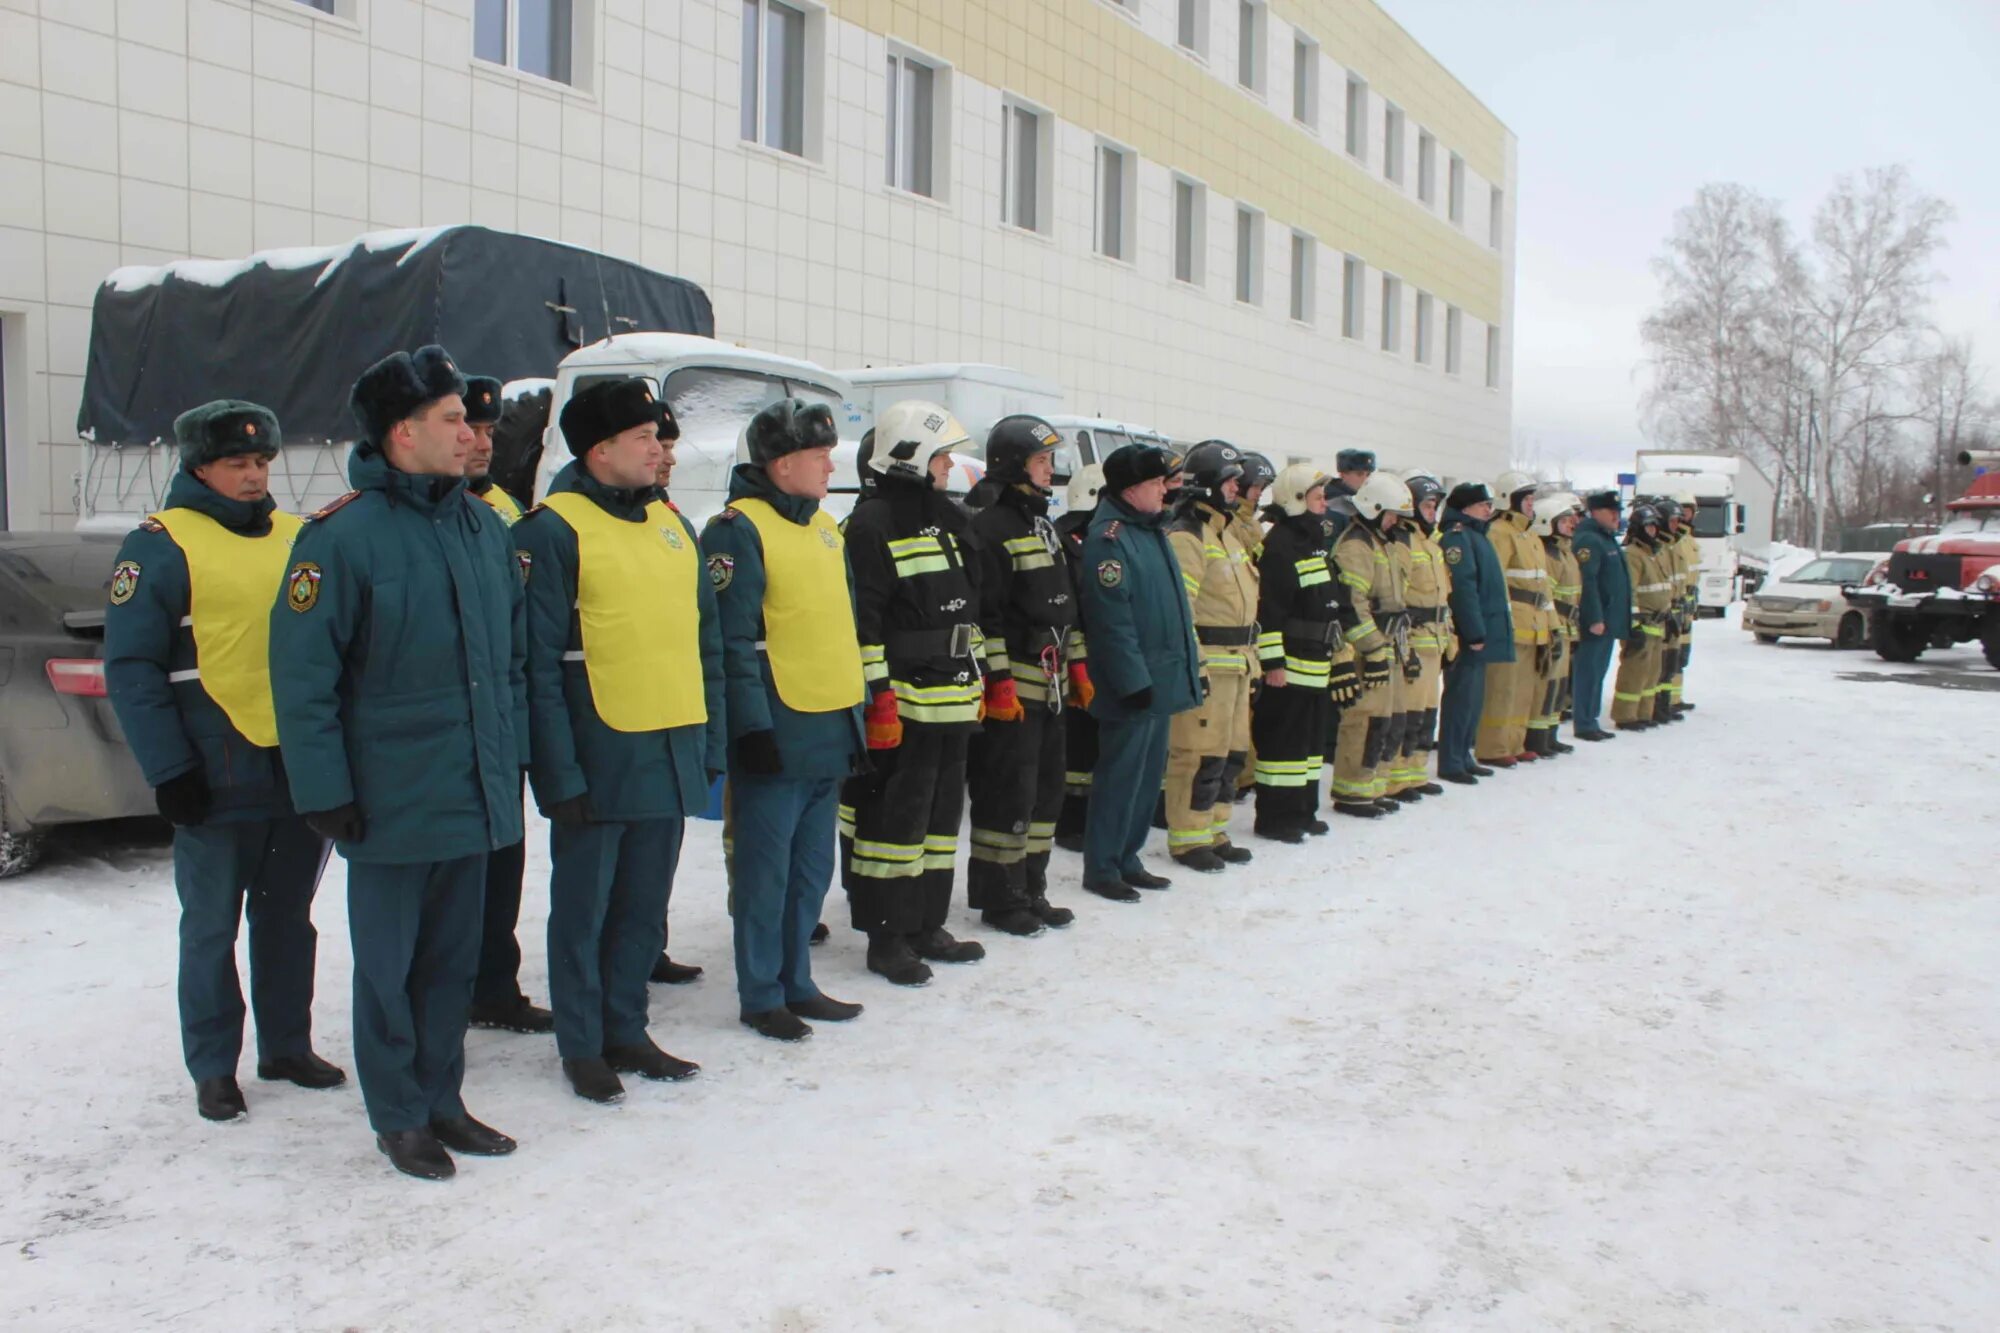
[1691,498,1730,538]
[0,537,125,618]
[1789,558,1874,584]
[1938,512,2000,536]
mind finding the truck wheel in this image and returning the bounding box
[1834,613,1866,650]
[1754,633,1779,644]
[0,777,47,878]
[1871,612,1927,663]
[1983,622,2000,671]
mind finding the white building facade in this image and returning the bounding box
[0,0,1515,529]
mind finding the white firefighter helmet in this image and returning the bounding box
[867,400,971,482]
[1066,463,1106,512]
[1271,462,1329,517]
[1672,487,1699,511]
[1494,469,1540,504]
[1351,472,1415,521]
[1530,490,1582,537]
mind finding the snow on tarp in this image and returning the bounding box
[80,226,713,446]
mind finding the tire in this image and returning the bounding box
[1983,620,2000,671]
[0,827,46,879]
[1754,633,1779,644]
[1871,612,1927,663]
[1834,613,1866,651]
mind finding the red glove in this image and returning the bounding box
[984,676,1025,722]
[864,690,902,750]
[1067,662,1095,710]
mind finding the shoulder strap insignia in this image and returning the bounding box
[307,491,362,522]
[138,517,165,533]
[1102,519,1122,539]
[521,503,546,520]
[716,507,740,522]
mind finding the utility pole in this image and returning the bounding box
[1803,391,1819,551]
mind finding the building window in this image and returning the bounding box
[297,0,338,12]
[1291,35,1318,128]
[1414,292,1433,364]
[1289,231,1315,323]
[1489,185,1505,250]
[475,0,577,85]
[1445,305,1462,375]
[1382,104,1404,185]
[1177,0,1208,56]
[1485,323,1501,388]
[886,50,944,198]
[741,0,810,156]
[1234,206,1264,305]
[1173,175,1206,285]
[1344,75,1367,160]
[1379,274,1402,352]
[1236,2,1265,94]
[1448,152,1465,224]
[1096,142,1136,262]
[1341,255,1364,339]
[1002,99,1050,233]
[1417,131,1436,206]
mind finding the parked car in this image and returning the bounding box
[1742,554,1880,648]
[0,533,155,876]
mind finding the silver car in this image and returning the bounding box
[1742,554,1881,649]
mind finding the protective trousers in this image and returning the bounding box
[1476,651,1539,760]
[1572,632,1615,734]
[546,816,683,1059]
[1611,632,1662,723]
[346,853,485,1134]
[967,704,1065,913]
[1386,649,1443,794]
[1055,706,1098,842]
[1165,667,1252,853]
[841,720,967,937]
[729,775,838,1014]
[472,775,528,1010]
[1332,671,1400,804]
[1251,679,1328,829]
[1653,628,1681,721]
[1527,636,1568,745]
[1083,711,1172,885]
[173,817,330,1081]
[1437,655,1486,777]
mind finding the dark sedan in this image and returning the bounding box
[0,532,156,875]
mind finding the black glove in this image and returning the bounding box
[1199,678,1212,701]
[1326,657,1361,705]
[303,803,364,843]
[154,771,210,827]
[1401,653,1423,683]
[733,729,784,776]
[1625,631,1647,650]
[1361,654,1391,688]
[1122,686,1153,711]
[1534,643,1553,675]
[857,744,898,799]
[545,792,594,825]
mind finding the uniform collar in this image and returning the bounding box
[727,462,820,524]
[1098,490,1166,529]
[349,444,467,515]
[165,467,276,535]
[551,458,655,522]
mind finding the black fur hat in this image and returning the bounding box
[1101,443,1176,494]
[745,398,839,466]
[174,399,281,469]
[559,377,660,455]
[463,376,504,426]
[350,344,467,447]
[1446,480,1493,511]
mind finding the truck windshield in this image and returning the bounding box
[1938,512,2000,536]
[1691,498,1730,539]
[663,367,847,460]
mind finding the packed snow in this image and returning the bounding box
[1,616,1993,1331]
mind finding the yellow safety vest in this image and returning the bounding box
[152,506,303,747]
[729,496,866,714]
[475,484,523,525]
[540,491,705,733]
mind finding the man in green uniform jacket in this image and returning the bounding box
[515,377,726,1103]
[270,345,528,1181]
[105,399,341,1123]
[1570,491,1632,742]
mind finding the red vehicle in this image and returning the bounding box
[1845,450,2000,668]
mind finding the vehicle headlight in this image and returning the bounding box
[1863,561,1889,586]
[1815,599,1833,612]
[1972,568,2000,596]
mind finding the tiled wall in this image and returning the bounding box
[0,0,1515,529]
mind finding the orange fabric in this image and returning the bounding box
[984,677,1025,722]
[864,690,902,750]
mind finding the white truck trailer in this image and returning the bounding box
[1634,451,1776,614]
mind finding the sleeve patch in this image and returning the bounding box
[706,553,735,590]
[286,561,322,612]
[1444,547,1463,565]
[1096,558,1123,587]
[1577,547,1591,563]
[108,560,141,605]
[515,549,533,582]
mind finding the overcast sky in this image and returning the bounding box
[1385,0,2000,477]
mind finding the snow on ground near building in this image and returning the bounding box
[2,619,1994,1331]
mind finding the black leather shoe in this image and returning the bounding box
[1254,821,1306,844]
[1333,801,1383,818]
[981,907,1046,937]
[1373,799,1403,815]
[741,1007,812,1041]
[256,1051,347,1089]
[1122,867,1172,890]
[196,1076,247,1122]
[605,1037,701,1082]
[1028,894,1075,928]
[911,927,985,963]
[1391,789,1423,804]
[1171,847,1227,873]
[1549,739,1576,754]
[809,921,830,945]
[1084,878,1142,902]
[1417,782,1445,796]
[1616,721,1652,732]
[1212,840,1253,865]
[429,1114,516,1157]
[468,996,555,1033]
[562,1056,625,1104]
[1439,771,1479,786]
[1469,764,1496,777]
[1301,817,1331,836]
[648,954,704,985]
[1575,728,1615,741]
[378,1128,454,1180]
[788,993,863,1022]
[866,933,934,986]
[1054,832,1086,853]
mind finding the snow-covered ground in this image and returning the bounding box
[3,617,1994,1331]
